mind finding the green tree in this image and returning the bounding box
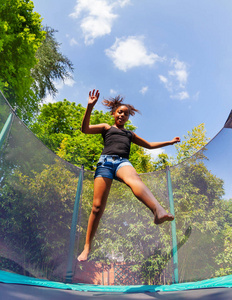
[0,2,74,122]
[166,149,229,282]
[153,153,171,171]
[175,123,210,163]
[0,160,81,279]
[0,0,45,119]
[152,123,210,171]
[31,26,74,100]
[215,200,232,276]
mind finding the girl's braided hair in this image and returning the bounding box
[102,96,140,116]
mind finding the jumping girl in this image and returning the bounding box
[78,89,180,261]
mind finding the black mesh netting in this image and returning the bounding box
[0,91,232,286]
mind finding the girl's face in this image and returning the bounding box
[113,105,129,127]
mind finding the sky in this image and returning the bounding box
[32,0,232,159]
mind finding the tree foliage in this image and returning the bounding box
[153,153,172,171]
[0,160,80,279]
[152,123,210,171]
[175,123,210,163]
[215,200,232,277]
[0,0,45,119]
[31,26,74,100]
[0,2,74,122]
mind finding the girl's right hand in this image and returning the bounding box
[88,89,100,106]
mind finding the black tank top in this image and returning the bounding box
[101,126,133,159]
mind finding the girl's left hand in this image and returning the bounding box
[171,137,181,144]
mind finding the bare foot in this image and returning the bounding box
[154,206,174,225]
[77,245,90,261]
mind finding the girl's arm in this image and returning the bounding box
[81,89,110,134]
[132,133,180,149]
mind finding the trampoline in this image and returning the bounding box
[0,90,232,299]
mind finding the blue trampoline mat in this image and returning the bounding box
[0,270,232,293]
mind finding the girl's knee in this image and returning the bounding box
[92,205,100,215]
[92,201,104,215]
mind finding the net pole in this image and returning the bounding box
[65,165,84,283]
[166,165,179,284]
[0,113,13,150]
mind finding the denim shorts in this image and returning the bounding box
[94,155,133,180]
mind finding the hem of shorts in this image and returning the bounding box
[94,174,114,180]
[115,162,132,173]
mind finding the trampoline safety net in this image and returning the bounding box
[0,90,232,286]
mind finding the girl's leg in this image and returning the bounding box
[78,177,113,261]
[116,166,174,224]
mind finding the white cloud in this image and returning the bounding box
[42,75,76,104]
[140,86,148,95]
[158,74,173,93]
[42,94,56,105]
[66,34,78,46]
[146,148,165,159]
[110,89,117,95]
[63,76,76,87]
[55,76,76,90]
[169,58,188,88]
[105,36,162,71]
[159,58,190,100]
[70,0,130,45]
[159,75,168,84]
[171,91,189,100]
[193,91,200,101]
[70,38,78,46]
[118,0,130,7]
